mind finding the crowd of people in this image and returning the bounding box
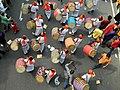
[0,0,120,90]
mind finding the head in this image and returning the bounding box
[79,14,85,19]
[106,53,111,58]
[41,32,46,36]
[63,25,69,29]
[88,69,95,78]
[113,27,118,32]
[108,15,112,20]
[70,70,75,74]
[22,35,27,40]
[115,22,119,25]
[32,1,38,6]
[38,15,43,19]
[64,49,69,53]
[98,16,104,21]
[79,34,84,39]
[28,56,33,61]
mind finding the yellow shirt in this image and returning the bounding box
[99,53,111,65]
[92,28,103,39]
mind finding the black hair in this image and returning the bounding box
[114,28,118,32]
[70,70,75,74]
[108,15,112,20]
[106,53,111,58]
[29,56,33,61]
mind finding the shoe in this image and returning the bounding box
[32,32,35,35]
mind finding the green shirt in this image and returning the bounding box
[0,15,11,26]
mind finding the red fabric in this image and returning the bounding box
[11,22,20,33]
[111,39,120,48]
[104,24,116,35]
[49,69,56,78]
[44,36,47,42]
[29,61,35,65]
[42,4,51,11]
[100,20,111,29]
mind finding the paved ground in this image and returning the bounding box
[0,0,120,90]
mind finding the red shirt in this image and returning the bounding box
[111,39,120,48]
[100,19,111,29]
[104,24,116,35]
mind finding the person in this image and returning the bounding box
[20,35,30,55]
[71,0,83,17]
[107,37,120,56]
[71,34,84,54]
[69,14,85,35]
[36,32,47,53]
[93,53,112,69]
[84,0,100,13]
[60,5,69,25]
[64,61,75,89]
[0,0,8,13]
[59,49,69,64]
[30,1,39,20]
[42,1,51,21]
[88,28,103,45]
[24,56,35,72]
[99,15,112,30]
[32,15,44,36]
[88,16,104,35]
[58,25,69,42]
[10,20,20,33]
[101,28,118,47]
[0,31,8,49]
[0,12,11,31]
[103,22,119,36]
[81,69,95,83]
[114,12,120,23]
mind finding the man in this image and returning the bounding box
[101,28,118,47]
[107,37,120,56]
[103,22,119,36]
[84,0,100,13]
[42,1,51,21]
[32,15,44,36]
[30,1,39,20]
[0,12,11,31]
[64,61,75,89]
[93,53,111,69]
[99,15,112,30]
[36,32,47,53]
[58,25,69,42]
[89,16,104,35]
[59,49,69,64]
[60,5,69,25]
[71,0,83,17]
[71,34,84,54]
[24,56,35,72]
[69,14,85,35]
[20,35,30,55]
[82,69,95,83]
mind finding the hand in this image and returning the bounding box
[70,61,73,64]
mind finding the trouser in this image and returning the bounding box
[107,47,114,56]
[93,63,102,69]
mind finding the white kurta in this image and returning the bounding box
[71,18,85,34]
[0,1,6,12]
[59,51,66,64]
[31,5,39,20]
[71,38,83,53]
[82,73,91,83]
[21,39,30,55]
[71,2,81,17]
[24,59,35,72]
[58,28,68,42]
[45,9,51,20]
[35,19,44,36]
[60,8,69,24]
[37,36,45,53]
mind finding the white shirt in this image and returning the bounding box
[37,36,44,44]
[76,18,85,26]
[75,2,81,10]
[31,5,39,13]
[92,18,101,28]
[60,29,68,36]
[61,8,69,16]
[60,51,66,59]
[24,59,35,66]
[35,19,43,27]
[74,38,83,47]
[82,73,91,83]
[93,0,99,6]
[0,1,5,12]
